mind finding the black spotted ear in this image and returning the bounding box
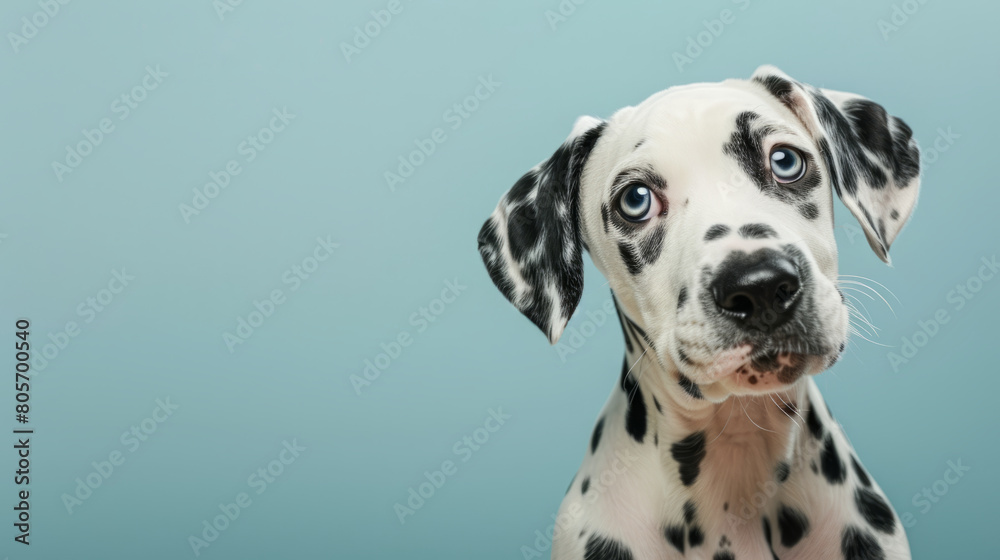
[478,116,606,343]
[751,65,921,264]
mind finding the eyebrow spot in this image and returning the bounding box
[738,223,777,239]
[704,224,730,241]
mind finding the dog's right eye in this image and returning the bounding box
[618,184,661,222]
[770,146,806,183]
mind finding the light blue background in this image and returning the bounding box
[1,0,997,558]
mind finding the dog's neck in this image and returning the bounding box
[614,301,813,510]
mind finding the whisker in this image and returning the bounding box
[624,348,648,405]
[845,305,880,335]
[838,280,896,316]
[848,317,877,339]
[740,397,777,433]
[708,398,737,444]
[777,390,806,424]
[847,326,892,347]
[843,295,879,330]
[770,394,800,428]
[839,274,902,304]
[839,285,878,303]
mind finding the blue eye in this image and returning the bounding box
[770,147,806,183]
[618,184,661,222]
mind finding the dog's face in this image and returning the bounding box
[478,66,920,401]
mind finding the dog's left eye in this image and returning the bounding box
[770,147,806,183]
[618,184,661,222]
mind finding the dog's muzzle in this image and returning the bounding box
[710,248,801,333]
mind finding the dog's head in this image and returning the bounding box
[478,66,920,400]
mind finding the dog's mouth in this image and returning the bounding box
[739,348,810,385]
[685,341,826,394]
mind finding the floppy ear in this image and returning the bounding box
[751,65,921,264]
[477,116,606,343]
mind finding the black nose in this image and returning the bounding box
[710,251,801,331]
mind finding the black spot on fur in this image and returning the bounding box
[855,488,896,535]
[724,112,772,191]
[688,525,704,547]
[777,504,810,548]
[799,202,819,220]
[601,203,611,233]
[844,99,920,187]
[584,534,635,560]
[664,525,685,553]
[776,461,790,483]
[622,313,654,351]
[753,74,797,110]
[618,242,643,275]
[591,417,605,454]
[852,456,872,487]
[705,224,730,241]
[477,122,606,340]
[738,223,776,239]
[581,477,590,495]
[653,396,662,413]
[812,93,888,198]
[841,526,885,560]
[713,551,735,560]
[654,434,658,446]
[634,139,645,150]
[805,401,824,440]
[637,223,666,264]
[620,359,648,443]
[671,432,707,486]
[683,501,697,524]
[678,373,704,399]
[615,299,634,353]
[678,348,694,365]
[890,209,900,220]
[677,286,688,309]
[820,434,846,484]
[762,517,779,560]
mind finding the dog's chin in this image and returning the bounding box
[683,344,830,399]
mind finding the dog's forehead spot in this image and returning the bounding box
[704,224,731,241]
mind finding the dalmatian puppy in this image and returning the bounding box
[478,66,919,560]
